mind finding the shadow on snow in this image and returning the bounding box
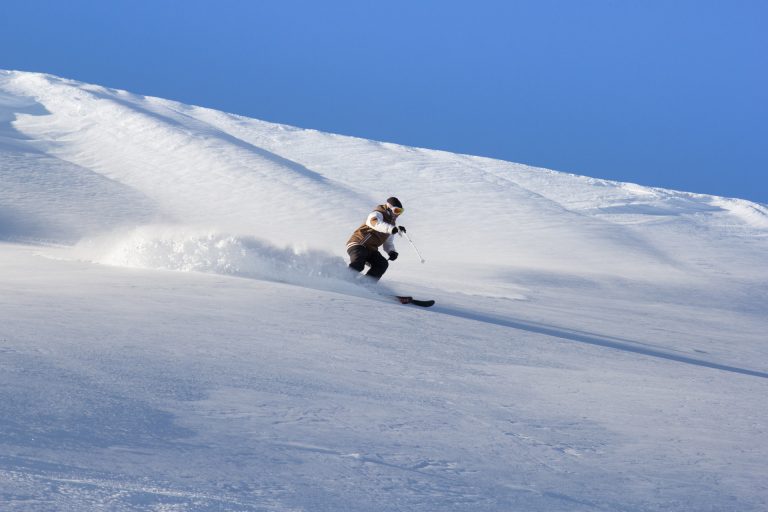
[434,305,768,380]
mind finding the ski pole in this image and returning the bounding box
[400,230,426,263]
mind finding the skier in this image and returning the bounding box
[346,197,406,281]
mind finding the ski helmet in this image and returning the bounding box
[386,197,404,215]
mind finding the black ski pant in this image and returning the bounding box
[347,245,388,280]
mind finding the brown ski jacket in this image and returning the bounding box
[346,205,398,253]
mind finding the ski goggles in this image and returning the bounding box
[390,206,404,215]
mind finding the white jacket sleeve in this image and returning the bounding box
[382,236,396,254]
[366,211,397,253]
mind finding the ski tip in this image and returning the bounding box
[395,296,435,307]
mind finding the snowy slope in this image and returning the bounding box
[1,70,767,511]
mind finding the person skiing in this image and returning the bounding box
[346,197,406,281]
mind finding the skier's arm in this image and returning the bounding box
[366,211,397,254]
[383,235,396,254]
[366,211,397,234]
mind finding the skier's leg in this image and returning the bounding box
[347,246,368,273]
[365,250,389,280]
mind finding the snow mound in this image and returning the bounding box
[711,197,768,230]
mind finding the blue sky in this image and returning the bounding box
[2,0,766,203]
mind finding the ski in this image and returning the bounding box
[396,296,435,307]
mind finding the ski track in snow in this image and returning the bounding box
[1,70,768,511]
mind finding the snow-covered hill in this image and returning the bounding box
[1,70,767,511]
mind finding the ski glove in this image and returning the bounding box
[388,251,399,261]
[391,226,406,234]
